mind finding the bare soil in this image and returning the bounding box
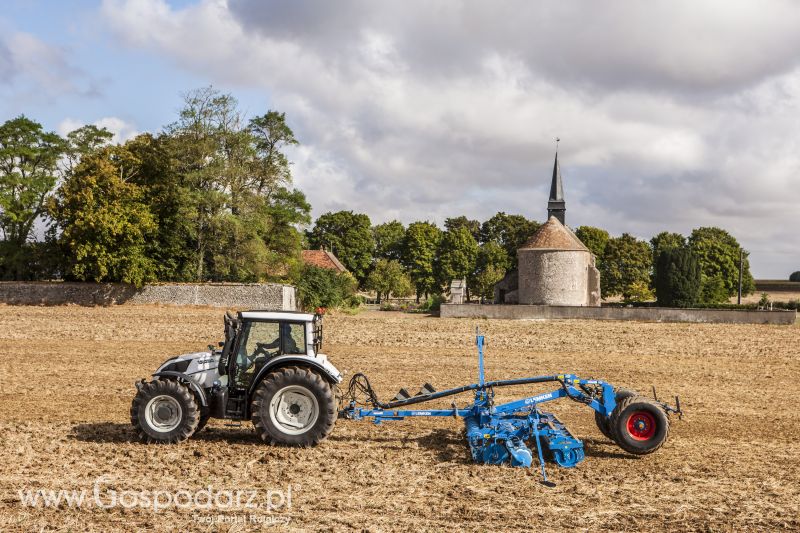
[0,305,798,531]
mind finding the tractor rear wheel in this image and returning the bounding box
[131,379,200,444]
[609,396,670,455]
[594,388,635,441]
[251,366,336,446]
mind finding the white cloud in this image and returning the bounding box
[57,116,140,144]
[0,30,97,100]
[99,0,800,277]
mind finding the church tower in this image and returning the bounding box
[547,149,566,225]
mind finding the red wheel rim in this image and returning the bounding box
[626,411,656,441]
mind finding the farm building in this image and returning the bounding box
[301,248,348,273]
[494,150,601,306]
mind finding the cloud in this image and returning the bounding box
[0,30,98,100]
[100,0,800,277]
[57,116,140,144]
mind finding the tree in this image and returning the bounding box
[402,221,442,300]
[0,116,65,247]
[307,211,374,285]
[293,264,358,311]
[50,147,156,286]
[654,247,701,307]
[373,221,406,261]
[601,233,653,302]
[650,231,687,287]
[444,216,481,242]
[575,226,609,267]
[469,241,510,302]
[688,227,754,303]
[480,212,540,267]
[436,226,479,292]
[791,271,800,282]
[365,259,413,302]
[164,87,308,282]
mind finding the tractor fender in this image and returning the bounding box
[152,370,209,407]
[248,355,342,395]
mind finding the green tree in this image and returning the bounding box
[164,87,308,282]
[601,233,653,302]
[791,271,800,282]
[373,220,406,261]
[575,226,609,267]
[444,216,481,241]
[480,212,540,267]
[437,226,479,292]
[650,231,687,287]
[50,147,156,286]
[0,116,65,247]
[307,210,374,285]
[654,247,701,307]
[469,241,510,302]
[293,264,358,311]
[365,259,413,302]
[688,227,754,303]
[403,221,442,300]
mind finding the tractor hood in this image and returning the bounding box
[154,351,222,389]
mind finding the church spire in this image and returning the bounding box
[547,140,565,225]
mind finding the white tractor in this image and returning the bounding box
[130,310,341,446]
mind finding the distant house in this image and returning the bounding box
[301,249,348,273]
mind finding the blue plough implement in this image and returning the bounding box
[340,329,681,485]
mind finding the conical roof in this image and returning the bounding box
[519,216,589,251]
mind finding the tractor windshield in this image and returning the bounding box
[232,321,307,388]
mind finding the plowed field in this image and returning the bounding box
[0,305,798,531]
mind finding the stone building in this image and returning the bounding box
[494,149,601,306]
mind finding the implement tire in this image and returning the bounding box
[251,366,336,446]
[610,396,670,455]
[595,388,636,441]
[131,380,199,444]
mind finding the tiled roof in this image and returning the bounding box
[518,216,589,252]
[301,250,348,272]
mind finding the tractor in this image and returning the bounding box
[130,310,341,446]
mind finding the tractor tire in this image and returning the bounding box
[251,366,336,446]
[130,379,200,444]
[609,395,670,455]
[594,388,636,441]
[195,409,211,434]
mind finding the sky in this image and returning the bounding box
[1,0,798,278]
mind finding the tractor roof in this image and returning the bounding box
[239,310,315,322]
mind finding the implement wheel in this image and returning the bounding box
[594,388,635,441]
[609,396,670,455]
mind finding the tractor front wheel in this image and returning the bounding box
[609,396,670,455]
[251,366,336,446]
[131,379,200,444]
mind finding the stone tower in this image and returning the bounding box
[547,151,566,225]
[517,217,601,306]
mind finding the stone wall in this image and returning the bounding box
[440,303,797,325]
[0,281,297,309]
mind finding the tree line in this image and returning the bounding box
[0,87,756,308]
[0,87,310,286]
[306,211,755,306]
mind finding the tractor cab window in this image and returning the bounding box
[232,321,307,388]
[282,323,306,354]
